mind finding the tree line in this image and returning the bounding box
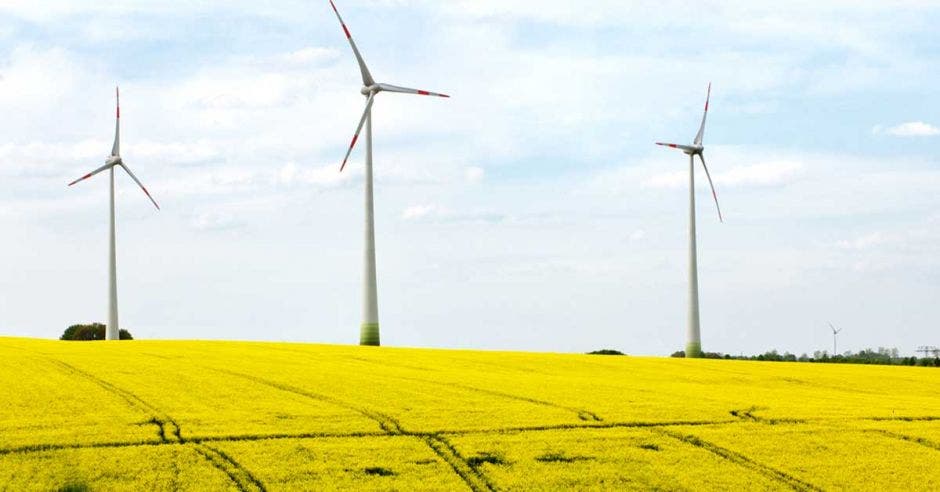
[671,347,940,367]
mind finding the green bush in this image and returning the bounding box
[587,349,625,356]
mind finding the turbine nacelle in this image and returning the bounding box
[683,145,704,156]
[361,84,380,96]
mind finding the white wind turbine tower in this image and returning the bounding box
[68,87,160,341]
[656,83,723,358]
[328,0,449,346]
[829,322,843,355]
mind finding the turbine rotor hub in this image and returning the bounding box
[360,84,380,96]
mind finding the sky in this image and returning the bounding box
[0,1,938,356]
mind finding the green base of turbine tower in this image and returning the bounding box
[360,323,380,346]
[685,342,703,358]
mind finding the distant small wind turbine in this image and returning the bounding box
[829,322,843,355]
[328,1,449,346]
[68,87,159,340]
[656,83,723,358]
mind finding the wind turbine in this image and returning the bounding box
[656,83,723,358]
[68,87,160,341]
[829,322,843,355]
[328,0,449,346]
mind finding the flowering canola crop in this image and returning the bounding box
[0,337,937,491]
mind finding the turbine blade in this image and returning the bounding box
[68,163,112,186]
[376,83,450,98]
[698,154,723,223]
[112,86,120,157]
[328,0,375,87]
[120,163,160,210]
[655,142,697,153]
[340,94,375,172]
[694,82,711,146]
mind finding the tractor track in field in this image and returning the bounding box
[867,429,940,451]
[656,429,822,492]
[0,440,168,456]
[44,358,266,492]
[0,431,392,457]
[345,355,439,373]
[729,407,807,425]
[423,435,498,492]
[434,418,736,436]
[208,366,496,492]
[45,359,183,444]
[286,351,602,422]
[207,367,406,435]
[865,415,940,422]
[194,444,267,492]
[0,418,737,457]
[386,374,604,422]
[192,440,267,491]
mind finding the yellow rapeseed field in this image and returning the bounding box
[0,337,937,491]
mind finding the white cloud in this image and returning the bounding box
[464,166,484,184]
[398,203,506,225]
[0,1,310,23]
[642,170,686,190]
[0,139,103,177]
[718,161,804,187]
[0,46,88,110]
[158,168,257,196]
[276,47,339,67]
[131,140,223,166]
[401,204,447,221]
[191,211,240,231]
[838,232,891,251]
[642,160,803,190]
[273,162,352,188]
[874,121,940,137]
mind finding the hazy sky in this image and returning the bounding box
[1,1,938,355]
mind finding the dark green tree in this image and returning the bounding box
[61,323,133,341]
